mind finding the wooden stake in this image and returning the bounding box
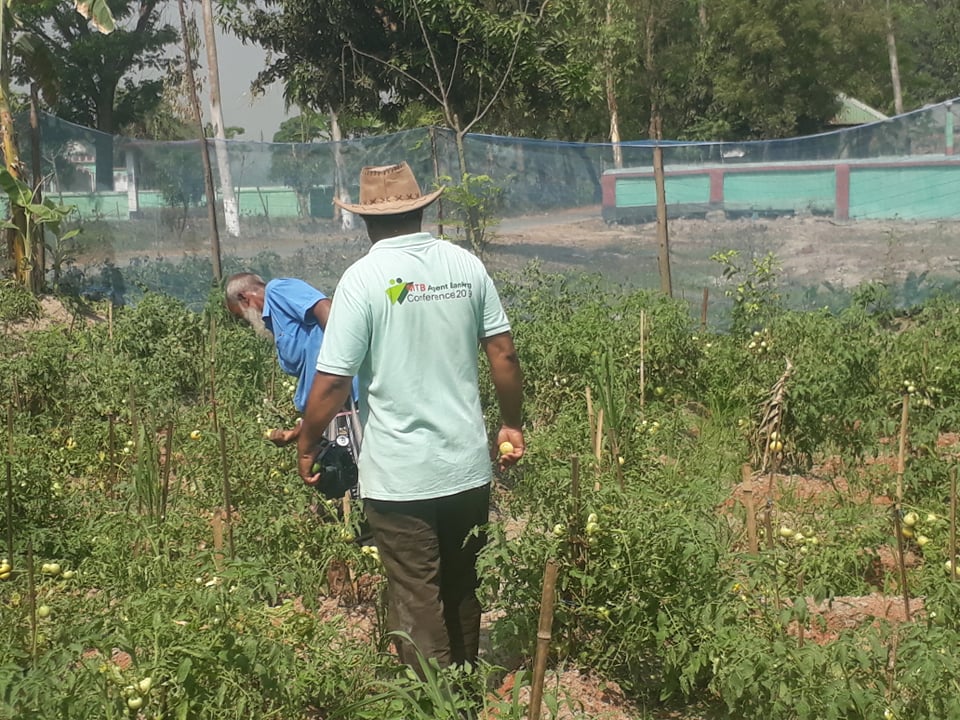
[896,394,909,503]
[209,314,220,435]
[27,542,37,665]
[639,310,646,410]
[107,414,117,490]
[594,408,604,462]
[5,404,13,564]
[586,387,595,450]
[700,287,709,330]
[950,470,957,582]
[210,510,225,571]
[742,485,758,555]
[567,456,587,574]
[528,558,559,720]
[160,420,174,523]
[891,507,911,620]
[797,571,805,648]
[593,408,604,491]
[217,426,234,560]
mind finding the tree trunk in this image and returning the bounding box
[605,0,623,169]
[886,0,904,115]
[201,0,240,238]
[94,93,115,192]
[329,107,354,231]
[177,0,222,281]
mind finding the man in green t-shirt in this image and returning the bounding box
[296,162,524,671]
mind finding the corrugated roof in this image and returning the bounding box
[831,94,888,125]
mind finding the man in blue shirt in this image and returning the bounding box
[226,273,332,446]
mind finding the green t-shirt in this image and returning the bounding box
[316,232,511,501]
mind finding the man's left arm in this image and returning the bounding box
[297,372,353,484]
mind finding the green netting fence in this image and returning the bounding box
[6,98,960,316]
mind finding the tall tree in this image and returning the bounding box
[223,0,392,224]
[200,0,239,237]
[17,0,177,190]
[697,0,845,138]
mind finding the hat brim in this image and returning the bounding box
[333,187,445,216]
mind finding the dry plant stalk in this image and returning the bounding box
[754,358,794,475]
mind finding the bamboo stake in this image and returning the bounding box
[107,413,117,490]
[5,404,13,564]
[343,489,358,603]
[209,314,220,435]
[797,571,804,648]
[586,387,595,450]
[27,542,37,665]
[892,507,911,620]
[210,510,225,571]
[639,310,646,410]
[160,420,174,523]
[528,558,559,720]
[217,426,235,560]
[700,287,709,330]
[594,408,604,462]
[896,394,909,503]
[950,470,957,582]
[593,408,604,491]
[742,484,758,555]
[568,456,584,571]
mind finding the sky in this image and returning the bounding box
[208,26,293,142]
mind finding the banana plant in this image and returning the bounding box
[0,0,114,290]
[0,167,79,288]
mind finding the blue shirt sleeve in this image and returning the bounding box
[263,278,327,328]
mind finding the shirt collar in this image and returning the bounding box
[369,232,434,252]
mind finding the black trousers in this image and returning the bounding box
[363,483,490,671]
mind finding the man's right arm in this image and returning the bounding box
[481,331,524,469]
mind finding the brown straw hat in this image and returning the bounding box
[333,162,444,216]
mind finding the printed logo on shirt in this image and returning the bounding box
[385,277,473,306]
[386,278,413,305]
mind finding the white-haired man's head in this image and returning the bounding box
[225,273,273,340]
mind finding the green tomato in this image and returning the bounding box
[37,604,51,619]
[126,696,144,711]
